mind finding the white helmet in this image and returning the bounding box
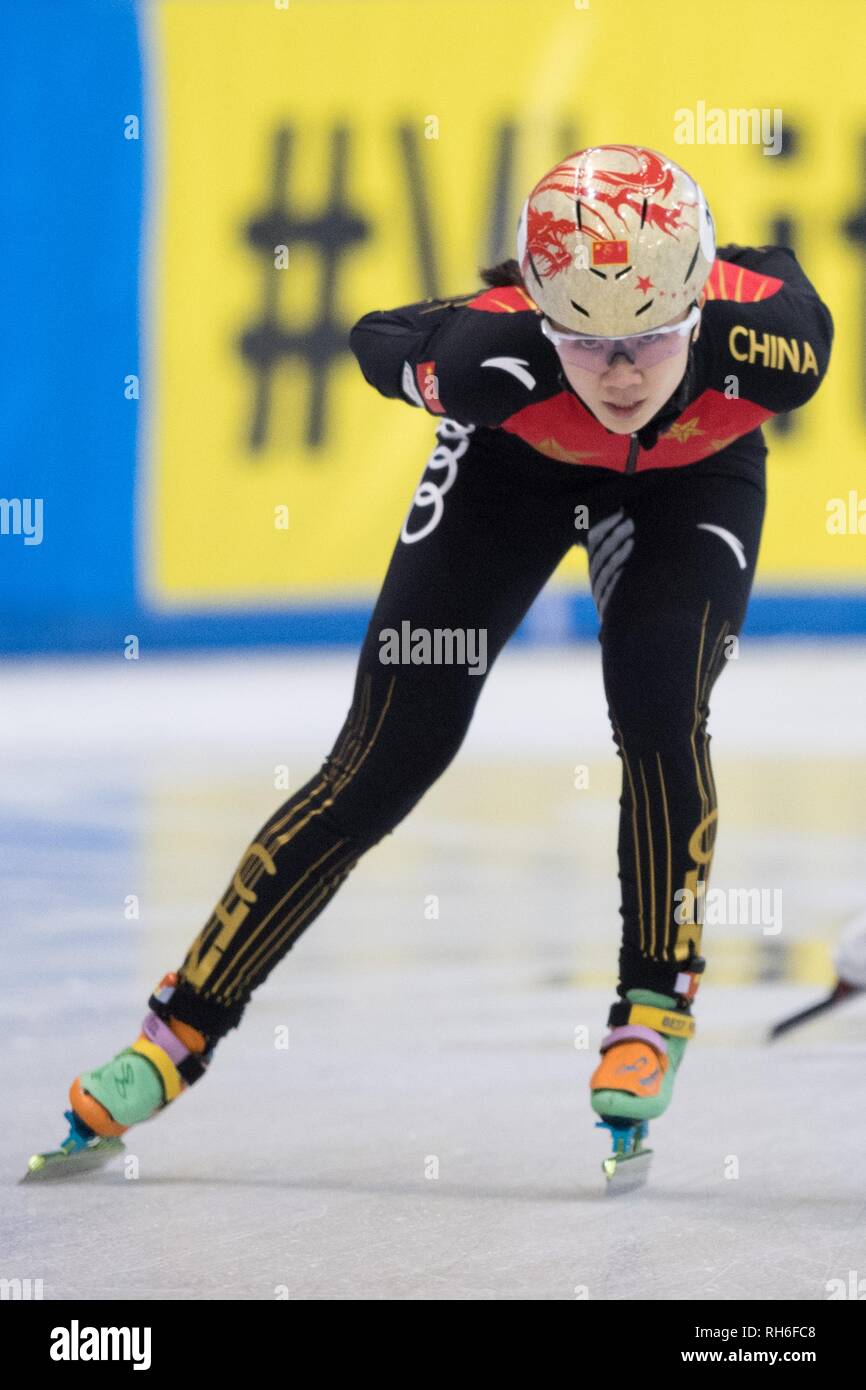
[516,144,716,335]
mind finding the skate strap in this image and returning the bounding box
[147,976,213,1086]
[142,1010,190,1067]
[629,1003,695,1039]
[178,1052,212,1085]
[674,968,703,1001]
[138,1010,212,1088]
[599,1024,668,1056]
[608,1000,696,1039]
[591,1040,669,1097]
[131,1035,184,1103]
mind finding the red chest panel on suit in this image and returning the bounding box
[500,389,773,471]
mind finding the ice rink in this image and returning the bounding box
[4,643,866,1301]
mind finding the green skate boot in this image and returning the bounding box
[591,959,703,1188]
[23,971,213,1180]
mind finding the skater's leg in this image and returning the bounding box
[589,457,766,1125]
[598,460,766,992]
[168,430,580,1039]
[72,425,582,1138]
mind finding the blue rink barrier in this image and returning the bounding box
[1,1,143,650]
[3,591,866,657]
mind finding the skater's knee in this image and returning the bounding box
[318,668,479,830]
[602,610,719,743]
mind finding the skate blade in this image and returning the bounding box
[602,1146,653,1193]
[20,1138,125,1183]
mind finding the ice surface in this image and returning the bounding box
[3,645,866,1300]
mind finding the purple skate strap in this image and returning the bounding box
[142,1010,190,1066]
[599,1024,668,1056]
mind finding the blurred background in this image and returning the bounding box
[5,0,866,1300]
[4,0,866,652]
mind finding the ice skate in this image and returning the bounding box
[22,972,213,1181]
[591,982,698,1191]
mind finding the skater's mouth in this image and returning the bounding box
[601,399,646,419]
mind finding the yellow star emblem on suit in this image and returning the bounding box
[709,435,739,453]
[536,437,599,463]
[663,417,704,444]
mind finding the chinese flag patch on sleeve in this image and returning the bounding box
[415,360,446,414]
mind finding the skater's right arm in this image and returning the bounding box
[349,287,554,428]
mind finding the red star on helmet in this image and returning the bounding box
[636,275,654,294]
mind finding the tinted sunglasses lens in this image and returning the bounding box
[554,338,610,371]
[629,333,688,367]
[554,327,687,372]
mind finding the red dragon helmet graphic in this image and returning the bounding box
[516,145,716,335]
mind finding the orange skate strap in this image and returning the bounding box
[590,1040,669,1098]
[68,1077,128,1138]
[168,1018,207,1053]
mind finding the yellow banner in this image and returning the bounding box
[144,0,866,605]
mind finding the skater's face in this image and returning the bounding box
[544,304,701,435]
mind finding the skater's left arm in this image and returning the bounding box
[706,244,834,413]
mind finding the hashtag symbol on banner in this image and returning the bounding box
[239,125,371,452]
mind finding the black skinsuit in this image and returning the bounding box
[166,245,833,1041]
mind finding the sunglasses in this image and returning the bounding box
[540,304,701,373]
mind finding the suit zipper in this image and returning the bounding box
[625,433,639,475]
